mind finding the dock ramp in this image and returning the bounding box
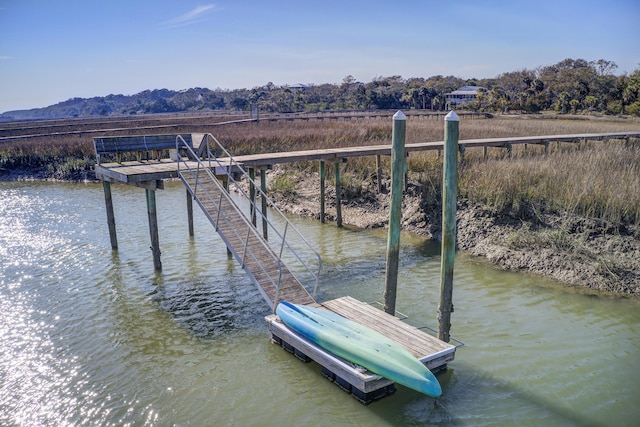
[176,134,321,311]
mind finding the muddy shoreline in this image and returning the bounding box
[265,167,640,297]
[3,167,638,296]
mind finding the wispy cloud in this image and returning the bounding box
[160,5,216,29]
[0,56,10,60]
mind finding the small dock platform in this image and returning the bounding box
[266,296,457,403]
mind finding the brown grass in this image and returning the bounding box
[2,113,639,224]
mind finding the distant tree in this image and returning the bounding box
[230,97,248,111]
[556,92,571,113]
[584,95,597,111]
[570,99,580,114]
[591,59,618,76]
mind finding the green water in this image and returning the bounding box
[1,181,638,426]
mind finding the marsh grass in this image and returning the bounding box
[460,140,640,225]
[2,114,639,225]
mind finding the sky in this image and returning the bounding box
[1,0,639,113]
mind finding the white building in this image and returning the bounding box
[445,86,485,108]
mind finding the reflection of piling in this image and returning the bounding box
[438,111,459,342]
[384,111,406,315]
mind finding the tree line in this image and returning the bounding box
[2,58,639,120]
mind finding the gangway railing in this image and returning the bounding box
[175,134,322,311]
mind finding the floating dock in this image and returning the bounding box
[266,296,457,403]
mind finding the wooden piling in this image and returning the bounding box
[260,168,268,240]
[335,159,343,228]
[320,160,326,223]
[375,155,382,193]
[146,188,162,271]
[249,168,257,227]
[223,178,232,257]
[384,111,406,316]
[437,111,459,343]
[103,181,118,250]
[186,188,194,237]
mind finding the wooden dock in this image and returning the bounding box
[266,296,457,403]
[92,128,638,402]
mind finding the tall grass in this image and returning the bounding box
[459,140,640,225]
[218,116,640,226]
[2,114,640,225]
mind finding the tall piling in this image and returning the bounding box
[437,111,459,342]
[146,188,162,271]
[335,159,343,228]
[384,110,406,315]
[103,181,118,250]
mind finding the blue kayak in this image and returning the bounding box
[276,301,442,397]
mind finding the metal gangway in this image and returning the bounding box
[176,134,321,311]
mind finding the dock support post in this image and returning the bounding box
[335,159,343,228]
[103,181,118,250]
[260,168,268,240]
[249,168,257,227]
[438,111,459,343]
[375,155,382,193]
[223,178,232,257]
[384,110,406,316]
[404,153,409,191]
[146,188,162,271]
[320,160,326,223]
[186,188,194,237]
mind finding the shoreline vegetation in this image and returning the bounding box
[2,113,639,296]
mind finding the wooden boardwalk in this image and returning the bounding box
[94,131,640,184]
[229,131,640,167]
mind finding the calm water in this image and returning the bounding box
[1,181,638,427]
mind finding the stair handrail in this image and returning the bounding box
[197,133,322,301]
[176,139,287,309]
[176,134,322,309]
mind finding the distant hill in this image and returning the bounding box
[2,58,639,120]
[0,87,230,121]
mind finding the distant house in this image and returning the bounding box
[288,83,308,92]
[445,86,485,108]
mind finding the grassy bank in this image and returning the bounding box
[2,114,640,226]
[3,113,639,294]
[212,116,640,228]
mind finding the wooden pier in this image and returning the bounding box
[92,128,638,402]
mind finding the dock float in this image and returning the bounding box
[266,296,457,403]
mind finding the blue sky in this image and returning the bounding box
[1,0,639,113]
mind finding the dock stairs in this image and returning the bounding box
[176,134,321,311]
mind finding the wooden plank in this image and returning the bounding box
[320,296,456,364]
